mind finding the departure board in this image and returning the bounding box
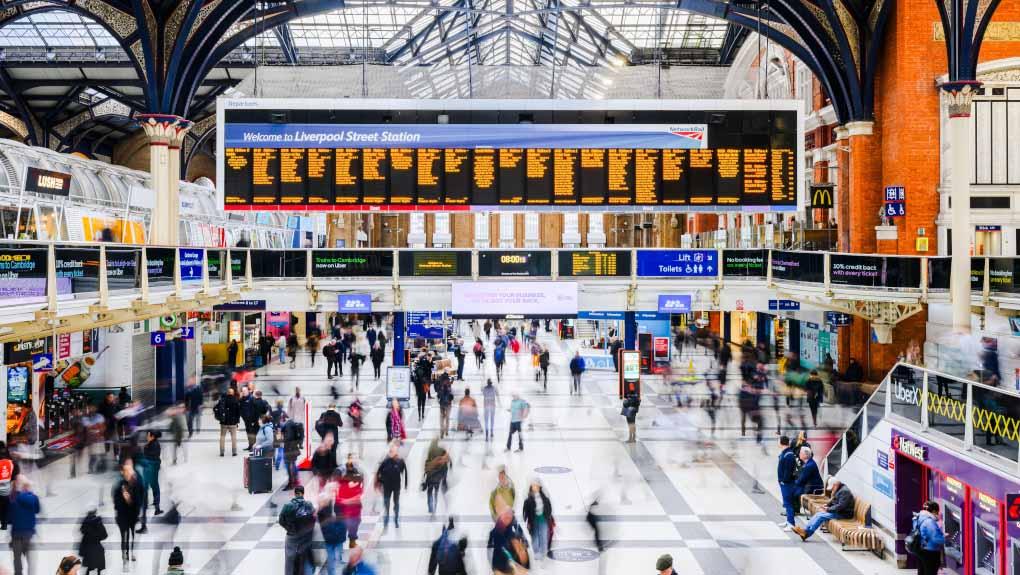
[389,148,415,204]
[224,148,252,205]
[580,149,608,204]
[417,148,443,204]
[307,148,333,205]
[280,148,306,205]
[473,149,498,205]
[688,149,715,205]
[335,149,361,204]
[221,106,800,211]
[661,149,687,205]
[362,148,387,204]
[607,149,633,204]
[716,148,741,205]
[444,149,470,205]
[559,250,632,277]
[526,148,553,204]
[252,148,279,204]
[499,149,525,205]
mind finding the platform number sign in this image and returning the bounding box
[1007,493,1020,522]
[150,331,166,346]
[179,326,195,340]
[883,186,905,218]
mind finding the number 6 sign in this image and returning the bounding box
[151,331,166,346]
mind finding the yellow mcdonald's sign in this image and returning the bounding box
[810,184,834,209]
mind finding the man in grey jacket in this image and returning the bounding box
[793,479,855,541]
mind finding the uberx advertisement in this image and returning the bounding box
[451,282,578,318]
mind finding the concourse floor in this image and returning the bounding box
[7,328,898,575]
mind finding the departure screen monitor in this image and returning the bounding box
[218,100,801,213]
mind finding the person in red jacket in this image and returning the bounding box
[335,453,364,548]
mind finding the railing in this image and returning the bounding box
[5,240,1020,310]
[822,362,1020,477]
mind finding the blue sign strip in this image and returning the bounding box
[179,248,203,282]
[768,299,800,311]
[636,250,717,277]
[658,294,692,313]
[578,311,626,320]
[225,123,708,150]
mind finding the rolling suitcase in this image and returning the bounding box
[244,453,272,494]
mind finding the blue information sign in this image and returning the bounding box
[179,326,195,340]
[826,311,852,326]
[768,299,800,311]
[657,294,692,313]
[179,248,203,282]
[338,294,372,313]
[151,331,166,346]
[407,311,445,339]
[636,250,717,277]
[577,311,626,320]
[884,185,905,201]
[883,201,906,217]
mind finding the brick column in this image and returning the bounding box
[137,114,192,245]
[839,122,881,253]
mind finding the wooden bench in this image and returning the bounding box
[799,494,885,558]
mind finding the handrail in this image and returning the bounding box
[822,362,1020,479]
[0,241,1010,296]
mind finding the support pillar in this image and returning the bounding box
[943,82,979,334]
[137,114,192,246]
[837,121,880,253]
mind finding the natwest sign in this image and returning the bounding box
[892,434,928,461]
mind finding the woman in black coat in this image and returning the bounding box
[79,509,108,574]
[112,467,144,563]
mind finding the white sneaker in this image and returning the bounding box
[780,523,794,531]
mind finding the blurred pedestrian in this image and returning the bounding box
[487,508,528,575]
[622,393,640,443]
[336,454,364,548]
[78,510,106,575]
[9,477,40,575]
[522,479,554,562]
[423,439,450,517]
[488,466,516,521]
[569,351,586,394]
[428,517,467,575]
[214,388,240,457]
[384,399,406,443]
[482,379,497,442]
[56,556,81,575]
[370,342,385,380]
[112,465,142,564]
[375,441,407,532]
[278,485,315,575]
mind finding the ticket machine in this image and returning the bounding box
[973,490,1002,575]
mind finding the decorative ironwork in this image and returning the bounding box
[76,0,136,38]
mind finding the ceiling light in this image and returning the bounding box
[46,49,56,61]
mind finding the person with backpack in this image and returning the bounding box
[569,351,586,395]
[316,404,344,455]
[911,500,946,575]
[78,509,107,575]
[243,389,270,452]
[793,478,855,541]
[213,388,241,457]
[428,517,468,575]
[473,338,485,370]
[278,485,316,575]
[281,417,305,491]
[423,439,450,517]
[487,508,529,575]
[437,374,454,439]
[375,441,407,532]
[777,435,798,531]
[506,393,530,452]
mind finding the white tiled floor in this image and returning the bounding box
[2,326,902,574]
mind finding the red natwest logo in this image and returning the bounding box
[670,131,705,141]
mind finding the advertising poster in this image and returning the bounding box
[386,366,412,402]
[451,282,578,318]
[0,248,48,303]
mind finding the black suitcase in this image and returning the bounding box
[245,455,273,494]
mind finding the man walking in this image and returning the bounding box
[9,477,40,575]
[184,380,203,438]
[569,351,586,395]
[375,442,407,532]
[324,340,338,380]
[213,388,241,457]
[437,374,454,439]
[483,379,498,442]
[278,485,316,575]
[506,393,530,452]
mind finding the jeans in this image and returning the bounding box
[219,424,238,455]
[484,407,496,440]
[285,456,299,488]
[507,421,523,450]
[11,534,31,575]
[530,520,550,559]
[572,373,582,393]
[780,483,796,525]
[274,446,284,470]
[345,516,361,543]
[439,406,451,438]
[148,467,161,510]
[323,542,343,575]
[426,481,444,514]
[382,486,400,527]
[803,511,836,538]
[187,409,201,436]
[284,539,314,575]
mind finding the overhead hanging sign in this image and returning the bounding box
[179,248,203,282]
[657,294,692,313]
[636,250,717,277]
[24,167,72,196]
[338,294,372,313]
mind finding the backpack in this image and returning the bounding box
[435,530,461,572]
[213,399,225,422]
[284,421,304,443]
[0,459,13,497]
[905,515,929,556]
[293,499,315,530]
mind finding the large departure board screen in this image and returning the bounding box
[399,251,472,276]
[558,250,632,277]
[478,251,552,277]
[219,101,800,212]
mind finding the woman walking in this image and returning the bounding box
[523,479,555,563]
[423,439,450,517]
[79,510,107,575]
[112,465,143,564]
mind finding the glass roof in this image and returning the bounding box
[0,11,120,47]
[275,0,729,65]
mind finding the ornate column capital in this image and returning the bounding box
[940,81,981,118]
[136,114,193,149]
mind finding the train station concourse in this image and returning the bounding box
[1,1,1020,574]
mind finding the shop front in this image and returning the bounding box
[577,311,625,350]
[890,428,1020,574]
[727,311,758,346]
